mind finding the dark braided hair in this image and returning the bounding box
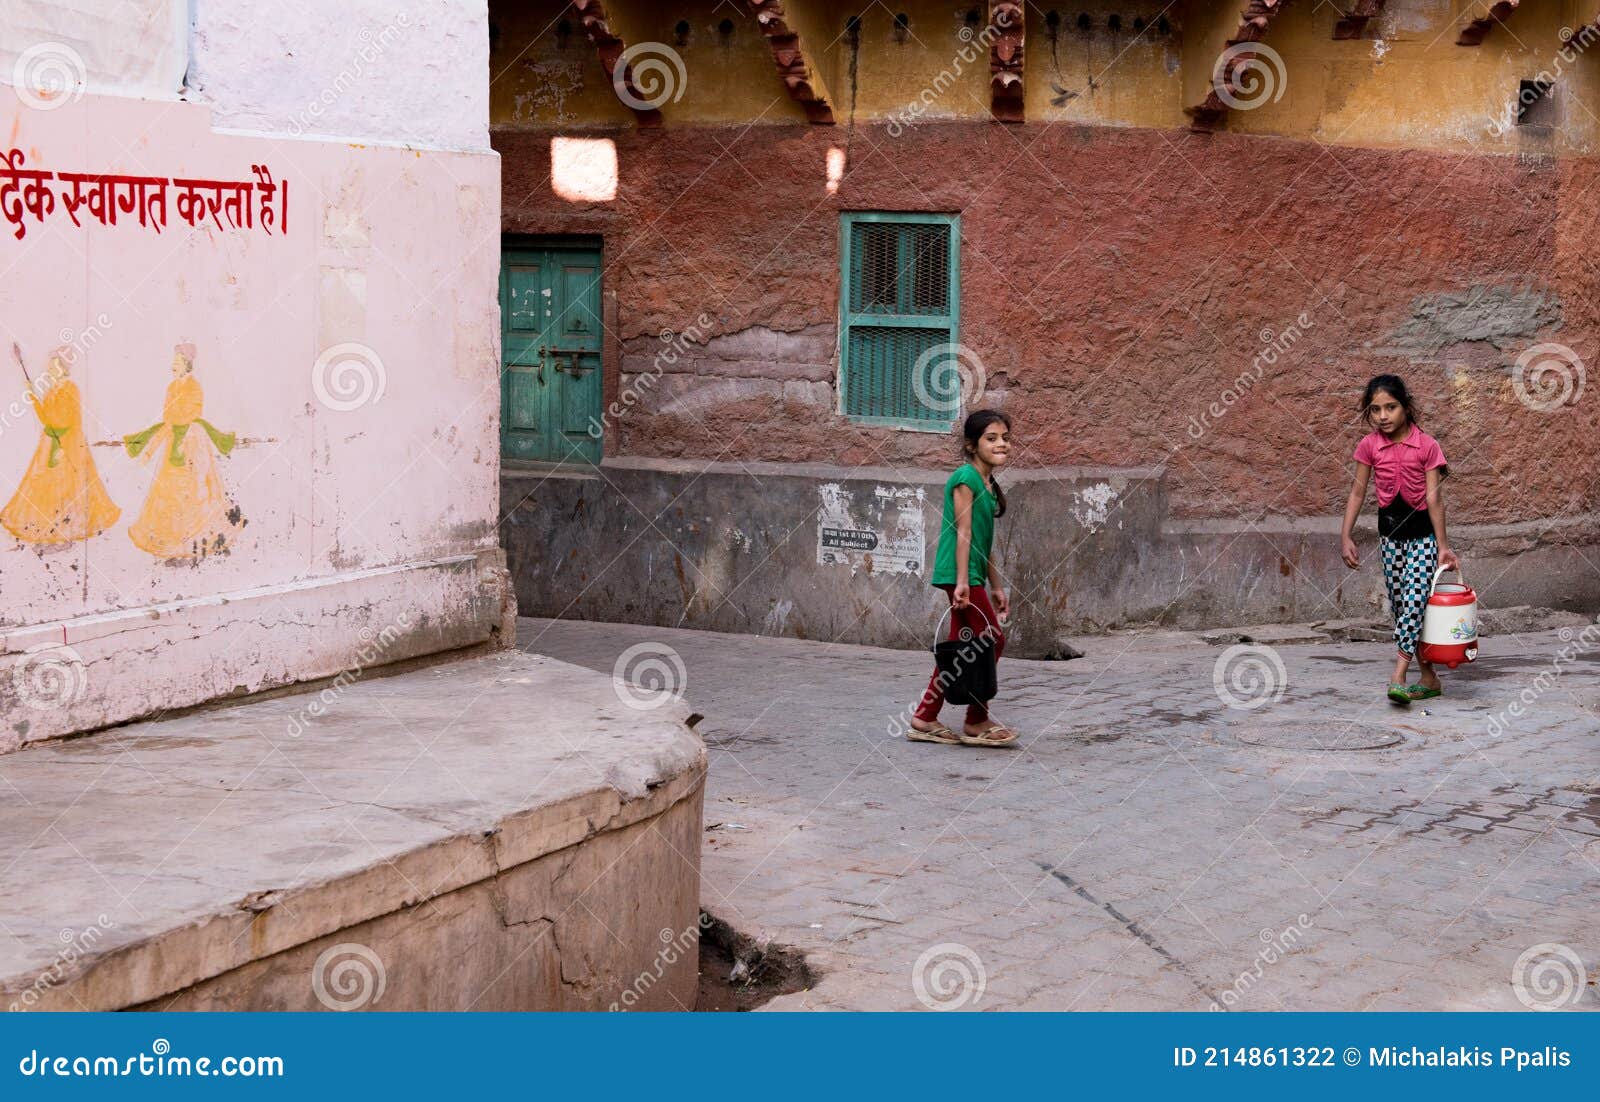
[961,409,1010,518]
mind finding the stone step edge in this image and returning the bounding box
[2,755,706,1011]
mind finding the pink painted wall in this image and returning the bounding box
[0,81,506,748]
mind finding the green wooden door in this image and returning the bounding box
[500,244,603,463]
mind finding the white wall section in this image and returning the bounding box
[185,0,491,151]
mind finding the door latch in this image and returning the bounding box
[548,348,593,375]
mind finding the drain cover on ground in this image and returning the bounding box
[1229,720,1405,752]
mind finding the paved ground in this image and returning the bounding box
[520,615,1600,1012]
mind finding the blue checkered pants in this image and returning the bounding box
[1381,534,1437,659]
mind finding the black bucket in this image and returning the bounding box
[931,604,1000,705]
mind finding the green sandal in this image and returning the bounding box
[1387,683,1412,706]
[1405,684,1442,701]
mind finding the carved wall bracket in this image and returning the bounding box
[746,1,835,124]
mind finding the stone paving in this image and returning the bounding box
[520,615,1600,1012]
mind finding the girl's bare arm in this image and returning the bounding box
[1341,464,1371,568]
[952,484,973,607]
[1426,468,1458,569]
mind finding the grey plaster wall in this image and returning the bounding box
[501,459,1600,657]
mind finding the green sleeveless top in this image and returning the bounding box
[931,464,996,586]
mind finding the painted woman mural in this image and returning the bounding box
[1,347,120,544]
[124,343,241,559]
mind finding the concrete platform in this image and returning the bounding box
[0,650,705,1011]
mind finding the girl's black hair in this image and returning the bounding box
[1359,374,1419,429]
[1360,374,1448,479]
[961,409,1010,518]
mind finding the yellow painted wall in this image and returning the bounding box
[816,1,994,121]
[490,1,635,128]
[1025,6,1187,128]
[490,0,1600,154]
[490,0,811,127]
[1179,0,1600,153]
[605,0,811,124]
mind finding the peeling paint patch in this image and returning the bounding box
[323,200,370,252]
[318,267,368,352]
[762,598,794,636]
[1071,482,1120,531]
[511,60,585,124]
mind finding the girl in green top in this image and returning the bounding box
[909,409,1017,748]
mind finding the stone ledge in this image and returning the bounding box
[501,461,1167,653]
[503,463,1600,648]
[592,456,1166,484]
[2,550,514,751]
[0,649,705,1011]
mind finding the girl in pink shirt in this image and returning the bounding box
[1339,375,1459,705]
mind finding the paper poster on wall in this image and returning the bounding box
[817,483,925,576]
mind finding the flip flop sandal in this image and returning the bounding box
[1405,684,1442,701]
[958,725,1019,748]
[907,723,960,745]
[1386,683,1412,706]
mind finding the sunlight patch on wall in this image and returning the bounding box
[826,146,845,195]
[551,137,618,203]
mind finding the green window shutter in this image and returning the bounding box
[840,212,961,429]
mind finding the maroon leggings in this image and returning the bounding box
[913,585,1006,726]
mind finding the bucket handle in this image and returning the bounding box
[933,599,1000,648]
[1429,562,1467,597]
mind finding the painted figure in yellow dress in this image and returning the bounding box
[1,347,120,544]
[124,344,240,559]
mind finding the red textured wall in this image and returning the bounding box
[496,123,1599,524]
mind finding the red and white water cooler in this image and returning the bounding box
[1417,566,1478,668]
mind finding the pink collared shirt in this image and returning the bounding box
[1353,427,1448,508]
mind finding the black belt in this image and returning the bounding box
[1378,496,1433,540]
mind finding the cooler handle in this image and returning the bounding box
[1429,562,1466,597]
